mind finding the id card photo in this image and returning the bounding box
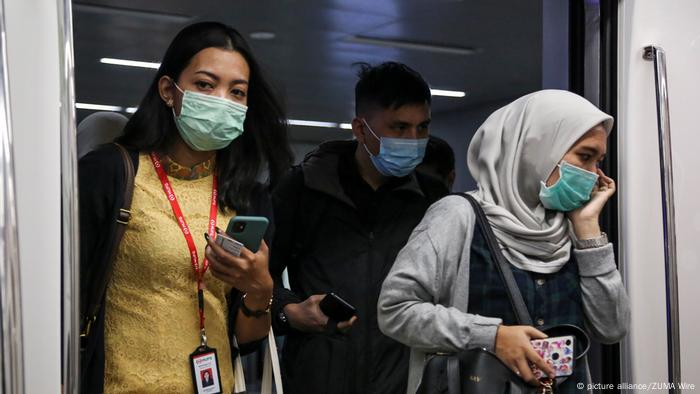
[191,350,222,394]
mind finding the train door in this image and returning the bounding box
[1,0,72,393]
[617,0,700,392]
[0,1,698,394]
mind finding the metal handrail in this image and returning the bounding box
[0,0,25,392]
[643,45,681,392]
[57,0,80,392]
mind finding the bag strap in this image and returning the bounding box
[261,329,283,394]
[222,294,284,394]
[446,356,461,394]
[455,193,533,326]
[81,143,135,336]
[231,336,247,393]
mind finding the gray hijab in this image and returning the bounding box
[467,90,613,273]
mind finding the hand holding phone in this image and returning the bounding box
[319,293,357,322]
[204,232,273,297]
[530,335,575,378]
[283,293,358,334]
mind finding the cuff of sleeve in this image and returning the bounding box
[468,315,502,352]
[271,288,302,334]
[272,288,302,312]
[574,243,616,277]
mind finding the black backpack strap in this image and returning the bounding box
[80,143,135,338]
[453,193,533,326]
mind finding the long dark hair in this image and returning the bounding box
[119,22,292,212]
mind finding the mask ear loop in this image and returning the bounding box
[361,119,381,142]
[541,162,564,190]
[171,78,185,95]
[169,78,185,116]
[360,119,382,157]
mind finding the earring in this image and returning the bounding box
[167,99,173,107]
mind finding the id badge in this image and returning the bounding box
[190,346,223,394]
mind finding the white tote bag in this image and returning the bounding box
[233,329,283,394]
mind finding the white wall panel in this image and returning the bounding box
[4,0,62,393]
[618,0,700,389]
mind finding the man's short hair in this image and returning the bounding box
[354,62,431,115]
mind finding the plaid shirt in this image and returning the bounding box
[467,218,587,392]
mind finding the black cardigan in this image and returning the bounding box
[78,144,273,393]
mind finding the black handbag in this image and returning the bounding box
[417,193,590,394]
[418,348,535,394]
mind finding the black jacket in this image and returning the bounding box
[270,141,447,394]
[78,144,273,393]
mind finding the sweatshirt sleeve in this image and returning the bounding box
[575,243,631,344]
[377,196,502,353]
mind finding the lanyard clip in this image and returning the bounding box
[200,329,208,347]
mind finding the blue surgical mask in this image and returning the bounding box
[172,83,248,151]
[361,119,428,177]
[539,161,599,211]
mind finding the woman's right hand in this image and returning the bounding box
[494,325,555,385]
[205,237,273,301]
[567,168,616,239]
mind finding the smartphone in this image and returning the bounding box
[530,335,575,378]
[319,293,356,322]
[213,231,244,257]
[225,216,269,253]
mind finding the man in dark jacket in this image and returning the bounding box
[270,62,448,394]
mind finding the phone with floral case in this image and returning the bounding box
[530,335,575,378]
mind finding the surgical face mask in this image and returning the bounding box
[362,119,428,177]
[539,161,599,211]
[172,83,248,151]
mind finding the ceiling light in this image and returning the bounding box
[76,103,124,112]
[288,119,353,130]
[288,119,339,128]
[100,57,160,69]
[125,107,138,114]
[430,89,467,98]
[347,36,478,56]
[73,4,192,23]
[249,31,276,40]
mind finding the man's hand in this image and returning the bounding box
[284,294,358,333]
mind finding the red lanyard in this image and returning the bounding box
[150,152,217,332]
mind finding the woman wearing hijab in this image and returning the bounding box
[377,90,630,393]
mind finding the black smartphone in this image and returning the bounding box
[319,293,356,322]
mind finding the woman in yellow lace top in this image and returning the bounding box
[78,22,292,393]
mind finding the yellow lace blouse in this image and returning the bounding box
[104,153,236,393]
